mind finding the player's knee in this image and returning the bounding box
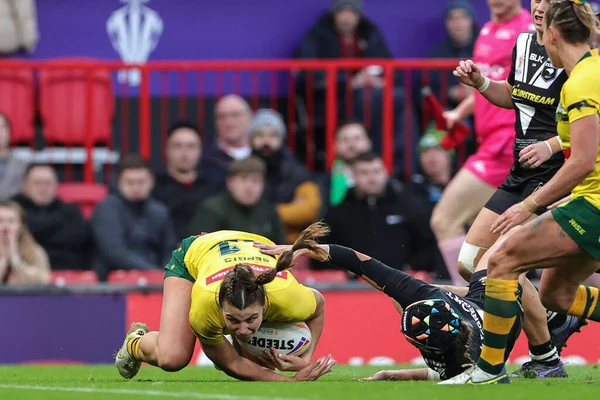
[430,208,455,238]
[457,242,482,279]
[487,240,521,279]
[457,263,472,281]
[158,350,192,372]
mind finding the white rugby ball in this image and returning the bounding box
[239,321,312,358]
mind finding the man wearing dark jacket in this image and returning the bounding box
[427,1,478,108]
[189,156,283,243]
[250,109,321,244]
[152,121,219,241]
[14,163,90,270]
[318,152,439,275]
[296,0,409,169]
[200,95,253,185]
[92,154,176,281]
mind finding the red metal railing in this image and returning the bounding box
[0,59,460,182]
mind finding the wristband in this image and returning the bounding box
[545,140,553,156]
[477,77,491,93]
[522,196,540,213]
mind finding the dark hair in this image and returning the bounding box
[350,151,382,166]
[227,156,266,177]
[336,119,368,136]
[218,222,330,310]
[546,0,600,44]
[24,163,56,179]
[117,154,151,176]
[167,121,201,138]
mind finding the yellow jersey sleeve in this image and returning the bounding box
[264,281,317,323]
[564,71,600,124]
[189,284,226,346]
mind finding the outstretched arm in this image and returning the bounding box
[255,243,440,309]
[202,339,335,382]
[358,368,435,382]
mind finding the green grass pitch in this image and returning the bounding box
[0,365,599,400]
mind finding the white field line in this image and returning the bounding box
[0,385,310,400]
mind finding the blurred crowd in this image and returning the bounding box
[8,0,592,285]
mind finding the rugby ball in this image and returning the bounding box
[238,321,312,358]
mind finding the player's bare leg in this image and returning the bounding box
[431,169,496,285]
[115,277,196,378]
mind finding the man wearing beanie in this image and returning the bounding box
[428,0,478,108]
[296,0,408,169]
[249,109,321,244]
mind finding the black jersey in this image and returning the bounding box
[420,271,523,381]
[504,32,567,191]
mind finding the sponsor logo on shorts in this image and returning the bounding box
[568,219,586,235]
[205,265,288,285]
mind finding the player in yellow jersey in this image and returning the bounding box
[114,224,335,381]
[440,0,600,384]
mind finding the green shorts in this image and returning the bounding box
[552,197,600,261]
[163,236,196,283]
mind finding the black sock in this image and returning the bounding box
[529,340,559,366]
[546,311,568,331]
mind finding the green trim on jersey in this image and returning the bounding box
[163,236,196,283]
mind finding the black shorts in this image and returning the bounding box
[484,180,546,216]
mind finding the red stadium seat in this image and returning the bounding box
[108,270,165,286]
[0,67,35,145]
[39,58,114,146]
[291,269,348,284]
[51,270,99,286]
[56,182,108,219]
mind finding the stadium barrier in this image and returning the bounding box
[0,58,466,181]
[0,285,596,366]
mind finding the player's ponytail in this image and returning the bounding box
[218,222,330,310]
[255,221,331,286]
[548,0,600,45]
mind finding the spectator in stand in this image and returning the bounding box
[0,200,49,285]
[201,95,253,185]
[296,0,411,170]
[325,120,372,208]
[427,1,478,109]
[404,125,453,214]
[92,154,176,281]
[13,164,91,270]
[188,156,284,243]
[0,0,38,55]
[403,127,455,279]
[153,121,219,241]
[0,113,28,201]
[318,152,437,276]
[249,109,321,244]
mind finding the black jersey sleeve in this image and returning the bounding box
[327,245,440,308]
[507,43,517,86]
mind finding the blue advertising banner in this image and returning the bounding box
[0,295,126,364]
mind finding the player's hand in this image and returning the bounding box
[292,354,336,381]
[548,195,571,209]
[519,141,553,169]
[263,348,309,372]
[491,202,532,235]
[355,370,400,381]
[452,60,483,88]
[443,109,461,129]
[254,242,292,256]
